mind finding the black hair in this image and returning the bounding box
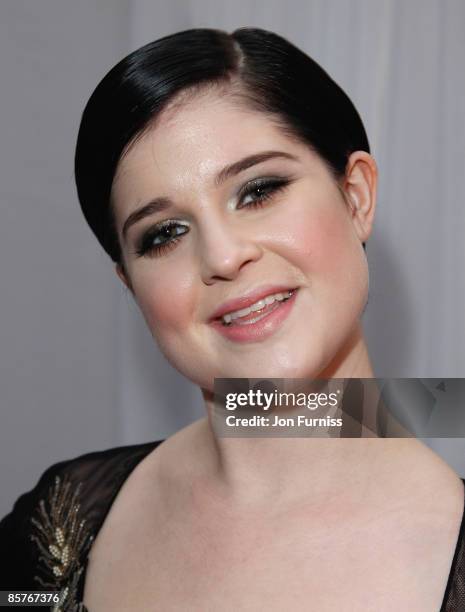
[74,27,370,266]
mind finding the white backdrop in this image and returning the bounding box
[1,0,464,516]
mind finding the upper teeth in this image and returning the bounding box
[221,290,294,324]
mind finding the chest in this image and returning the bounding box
[82,505,456,611]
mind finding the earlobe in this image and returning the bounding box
[343,151,378,244]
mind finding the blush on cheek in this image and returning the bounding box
[136,274,201,348]
[138,293,185,337]
[132,265,197,335]
[290,204,353,273]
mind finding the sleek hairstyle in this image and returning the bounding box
[75,27,370,266]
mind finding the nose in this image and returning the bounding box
[198,213,263,284]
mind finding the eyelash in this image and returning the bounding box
[134,176,294,259]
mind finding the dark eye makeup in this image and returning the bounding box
[132,175,295,259]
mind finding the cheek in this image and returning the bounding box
[131,267,196,340]
[281,197,355,272]
[309,205,369,315]
[282,197,368,310]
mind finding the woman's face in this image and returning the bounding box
[111,91,376,390]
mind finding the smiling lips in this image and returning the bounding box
[210,284,298,321]
[221,290,295,325]
[209,286,299,343]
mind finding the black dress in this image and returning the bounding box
[1,440,464,611]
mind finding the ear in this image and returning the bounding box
[342,151,378,244]
[115,263,133,293]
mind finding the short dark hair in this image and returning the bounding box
[74,27,370,264]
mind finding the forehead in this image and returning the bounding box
[111,91,314,219]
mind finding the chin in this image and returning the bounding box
[217,346,330,381]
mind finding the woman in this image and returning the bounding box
[1,27,464,611]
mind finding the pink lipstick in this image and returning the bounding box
[209,287,299,343]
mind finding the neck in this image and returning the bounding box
[195,327,419,510]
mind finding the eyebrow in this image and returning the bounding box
[121,150,298,242]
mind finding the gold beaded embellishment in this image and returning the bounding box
[30,473,94,612]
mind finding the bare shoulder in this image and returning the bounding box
[146,417,213,485]
[398,439,463,512]
[378,439,464,550]
[82,420,208,608]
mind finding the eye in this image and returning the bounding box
[237,177,293,210]
[134,221,189,258]
[133,176,294,259]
